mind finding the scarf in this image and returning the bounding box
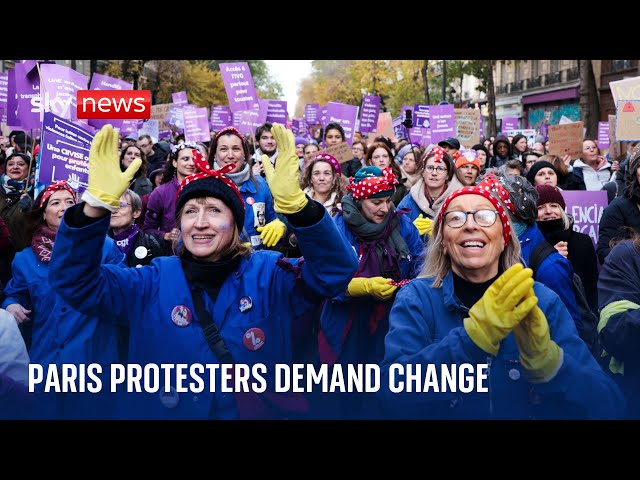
[341,195,410,280]
[1,174,27,197]
[303,187,339,216]
[112,224,140,257]
[224,161,251,186]
[181,251,241,302]
[400,166,422,190]
[31,224,57,263]
[409,178,449,218]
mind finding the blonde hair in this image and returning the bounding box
[420,211,522,287]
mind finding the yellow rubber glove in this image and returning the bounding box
[261,123,308,214]
[413,214,434,236]
[513,299,563,383]
[347,276,398,301]
[464,263,538,356]
[257,218,286,247]
[81,124,141,212]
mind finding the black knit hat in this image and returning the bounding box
[526,160,557,185]
[175,157,245,231]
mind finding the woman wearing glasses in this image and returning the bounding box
[378,175,624,419]
[398,146,455,238]
[1,180,126,419]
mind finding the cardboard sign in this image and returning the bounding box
[608,114,619,160]
[316,141,353,164]
[615,100,640,141]
[548,121,583,157]
[375,111,395,142]
[610,76,640,104]
[150,103,173,132]
[454,108,481,148]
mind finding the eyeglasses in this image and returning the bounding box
[424,165,447,173]
[443,210,499,228]
[119,201,131,208]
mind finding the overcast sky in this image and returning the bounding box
[264,60,312,115]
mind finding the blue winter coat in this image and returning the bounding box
[519,224,583,333]
[378,270,625,419]
[49,203,357,420]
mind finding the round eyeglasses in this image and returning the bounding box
[424,165,447,173]
[443,209,499,228]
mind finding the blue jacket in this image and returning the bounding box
[319,211,424,366]
[49,203,357,420]
[519,224,582,333]
[378,270,625,419]
[238,175,277,249]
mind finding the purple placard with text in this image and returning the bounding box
[359,95,380,135]
[501,117,519,133]
[166,105,184,129]
[219,62,259,113]
[409,127,423,145]
[266,100,287,124]
[319,105,328,127]
[37,112,93,193]
[210,105,232,131]
[234,100,268,136]
[39,63,87,122]
[561,190,607,250]
[183,106,211,143]
[172,91,188,105]
[539,122,549,141]
[429,104,456,145]
[6,69,17,126]
[326,102,359,146]
[413,104,430,129]
[120,119,142,137]
[393,114,405,140]
[88,73,132,130]
[0,72,7,124]
[15,62,40,130]
[598,121,610,149]
[305,103,319,125]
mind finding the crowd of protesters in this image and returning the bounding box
[1,120,639,420]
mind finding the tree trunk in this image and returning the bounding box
[579,60,600,139]
[421,60,430,104]
[487,60,497,138]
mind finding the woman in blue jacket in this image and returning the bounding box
[378,176,624,419]
[49,123,357,420]
[2,180,125,419]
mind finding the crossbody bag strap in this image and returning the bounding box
[191,288,234,364]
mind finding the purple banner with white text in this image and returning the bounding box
[219,62,259,113]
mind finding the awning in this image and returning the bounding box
[522,87,580,105]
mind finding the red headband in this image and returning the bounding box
[313,153,342,175]
[438,183,512,248]
[176,149,244,206]
[39,180,75,208]
[214,126,244,142]
[346,167,398,199]
[427,145,447,163]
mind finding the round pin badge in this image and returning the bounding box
[239,296,253,313]
[246,197,255,205]
[134,246,148,259]
[508,368,521,381]
[243,327,265,351]
[171,305,192,327]
[159,386,179,409]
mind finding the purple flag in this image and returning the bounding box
[0,72,8,125]
[305,103,319,125]
[172,91,188,105]
[501,117,519,133]
[37,112,93,193]
[597,121,610,149]
[219,62,259,113]
[14,62,40,130]
[39,63,87,122]
[88,73,132,130]
[210,105,232,131]
[6,69,18,127]
[413,104,430,129]
[359,95,380,135]
[429,104,456,145]
[266,100,287,124]
[561,190,608,250]
[325,102,359,146]
[184,106,212,143]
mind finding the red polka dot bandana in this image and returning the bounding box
[346,167,398,199]
[438,184,512,248]
[39,180,76,208]
[314,153,342,175]
[479,173,516,216]
[427,145,447,163]
[176,149,243,206]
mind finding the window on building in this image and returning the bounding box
[550,60,559,73]
[532,60,539,78]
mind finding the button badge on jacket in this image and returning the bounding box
[243,327,265,351]
[171,305,192,327]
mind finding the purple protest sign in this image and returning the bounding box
[598,121,610,149]
[501,117,519,133]
[119,119,142,137]
[184,106,211,143]
[393,114,405,140]
[166,104,184,129]
[39,63,87,122]
[305,103,319,126]
[359,95,380,135]
[88,73,132,131]
[6,69,18,127]
[37,112,93,193]
[325,102,359,146]
[429,104,456,145]
[413,104,430,129]
[14,62,40,130]
[0,72,7,110]
[291,118,301,136]
[561,190,607,250]
[234,101,268,136]
[539,122,549,140]
[210,105,232,131]
[172,91,188,105]
[219,62,259,113]
[409,127,423,146]
[158,129,172,141]
[319,105,328,128]
[266,100,287,124]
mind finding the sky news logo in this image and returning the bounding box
[76,90,151,119]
